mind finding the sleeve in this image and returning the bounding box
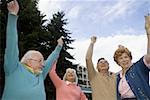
[85,43,96,81]
[49,62,62,88]
[86,59,96,81]
[42,45,62,79]
[4,13,19,75]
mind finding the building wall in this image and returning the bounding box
[76,65,92,100]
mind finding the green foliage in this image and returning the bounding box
[17,0,47,57]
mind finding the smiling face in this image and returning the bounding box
[117,53,132,69]
[64,68,77,83]
[114,45,132,70]
[66,71,75,82]
[97,58,109,72]
[28,53,44,73]
[22,51,44,74]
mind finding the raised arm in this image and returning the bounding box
[144,15,150,67]
[4,0,20,74]
[42,37,63,79]
[49,61,62,88]
[85,36,97,80]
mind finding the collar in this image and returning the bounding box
[22,64,40,76]
[119,71,123,78]
[65,81,76,85]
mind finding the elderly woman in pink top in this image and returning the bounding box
[49,62,87,100]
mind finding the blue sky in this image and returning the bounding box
[38,0,150,72]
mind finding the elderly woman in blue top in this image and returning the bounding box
[2,0,63,100]
[114,15,150,100]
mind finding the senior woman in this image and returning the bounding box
[114,15,150,100]
[49,62,87,100]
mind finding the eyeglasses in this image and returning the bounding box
[29,59,44,63]
[98,60,108,64]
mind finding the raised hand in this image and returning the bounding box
[7,0,19,15]
[91,36,97,44]
[145,15,150,35]
[57,36,64,46]
[118,45,125,48]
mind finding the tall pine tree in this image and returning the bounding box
[18,0,47,58]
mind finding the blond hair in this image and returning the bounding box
[63,68,78,84]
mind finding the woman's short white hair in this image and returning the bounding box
[63,68,78,84]
[20,50,43,64]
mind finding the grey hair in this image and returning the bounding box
[63,68,78,84]
[20,50,43,64]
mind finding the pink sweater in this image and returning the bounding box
[49,63,87,100]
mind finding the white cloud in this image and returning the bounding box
[38,0,62,19]
[66,6,81,19]
[103,0,136,22]
[37,0,148,73]
[68,34,147,73]
[115,27,144,35]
